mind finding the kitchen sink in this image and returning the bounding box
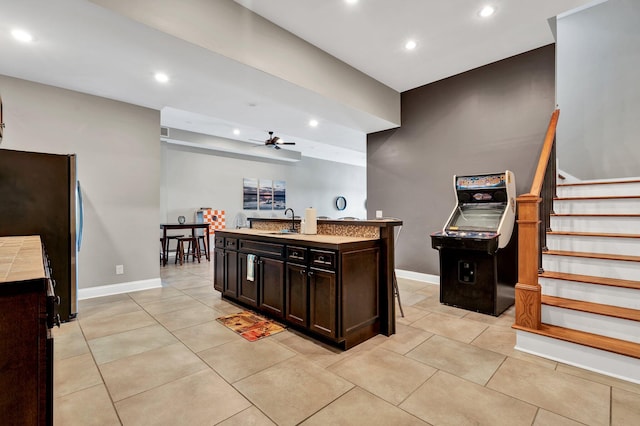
[262,229,299,234]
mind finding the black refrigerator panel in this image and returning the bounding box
[0,149,77,321]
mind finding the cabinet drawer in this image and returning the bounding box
[240,240,284,258]
[310,249,336,270]
[225,238,238,249]
[287,246,307,263]
[214,237,225,248]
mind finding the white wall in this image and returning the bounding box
[161,143,366,227]
[90,0,400,127]
[556,0,640,180]
[0,75,161,289]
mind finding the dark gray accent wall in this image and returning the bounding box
[367,45,556,275]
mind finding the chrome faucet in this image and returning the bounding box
[284,208,295,232]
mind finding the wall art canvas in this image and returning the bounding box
[258,179,273,210]
[273,180,286,210]
[243,178,258,210]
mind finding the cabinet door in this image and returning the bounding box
[309,268,337,339]
[213,248,224,292]
[224,250,238,298]
[285,263,308,327]
[259,257,285,319]
[238,253,258,307]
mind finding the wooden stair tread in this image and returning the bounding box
[541,295,640,322]
[513,323,640,359]
[539,271,640,290]
[558,179,640,187]
[547,231,640,239]
[551,213,640,217]
[554,195,640,201]
[544,250,640,262]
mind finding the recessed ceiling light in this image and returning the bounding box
[233,129,240,135]
[479,5,495,18]
[11,29,33,43]
[309,119,319,127]
[345,0,358,4]
[405,40,417,50]
[154,72,169,83]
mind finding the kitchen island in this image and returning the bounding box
[214,219,402,349]
[214,218,402,349]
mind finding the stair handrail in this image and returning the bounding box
[514,109,559,330]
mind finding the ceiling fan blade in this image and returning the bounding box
[279,142,296,145]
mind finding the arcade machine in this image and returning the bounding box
[431,171,517,316]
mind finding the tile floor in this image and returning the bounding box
[54,261,640,425]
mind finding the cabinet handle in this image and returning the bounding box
[308,271,314,277]
[299,269,305,275]
[317,256,324,261]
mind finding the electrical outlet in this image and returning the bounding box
[116,264,124,275]
[376,210,383,219]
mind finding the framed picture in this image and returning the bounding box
[258,179,273,210]
[273,180,286,210]
[243,178,258,210]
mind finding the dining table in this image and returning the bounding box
[160,223,210,266]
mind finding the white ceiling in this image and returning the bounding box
[0,0,595,165]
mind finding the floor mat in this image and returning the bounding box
[217,310,286,342]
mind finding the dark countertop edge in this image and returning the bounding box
[214,230,378,251]
[246,217,403,227]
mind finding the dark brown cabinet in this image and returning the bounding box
[258,257,285,318]
[285,263,308,327]
[308,267,337,339]
[213,247,224,292]
[223,250,238,298]
[238,253,258,307]
[213,241,238,298]
[0,236,58,426]
[215,232,380,349]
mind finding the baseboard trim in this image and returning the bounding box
[395,269,440,285]
[78,278,162,300]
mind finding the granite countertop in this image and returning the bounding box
[247,217,403,226]
[216,228,377,244]
[0,235,45,283]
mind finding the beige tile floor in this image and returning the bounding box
[54,261,640,425]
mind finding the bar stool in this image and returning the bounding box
[175,236,201,265]
[162,235,184,266]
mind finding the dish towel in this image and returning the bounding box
[247,254,255,281]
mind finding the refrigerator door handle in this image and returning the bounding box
[76,180,84,252]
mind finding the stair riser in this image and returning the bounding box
[540,277,640,310]
[515,331,640,384]
[557,182,640,197]
[541,305,640,344]
[553,198,640,215]
[550,216,640,234]
[546,235,639,257]
[542,255,640,281]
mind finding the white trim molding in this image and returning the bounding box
[395,269,440,285]
[515,330,640,384]
[78,278,162,300]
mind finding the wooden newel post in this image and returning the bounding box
[515,193,542,329]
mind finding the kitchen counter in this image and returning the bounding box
[0,235,46,283]
[217,228,377,246]
[214,216,403,349]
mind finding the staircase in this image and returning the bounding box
[514,178,640,383]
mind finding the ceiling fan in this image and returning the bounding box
[252,131,296,150]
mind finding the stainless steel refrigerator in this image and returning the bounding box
[0,148,81,321]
